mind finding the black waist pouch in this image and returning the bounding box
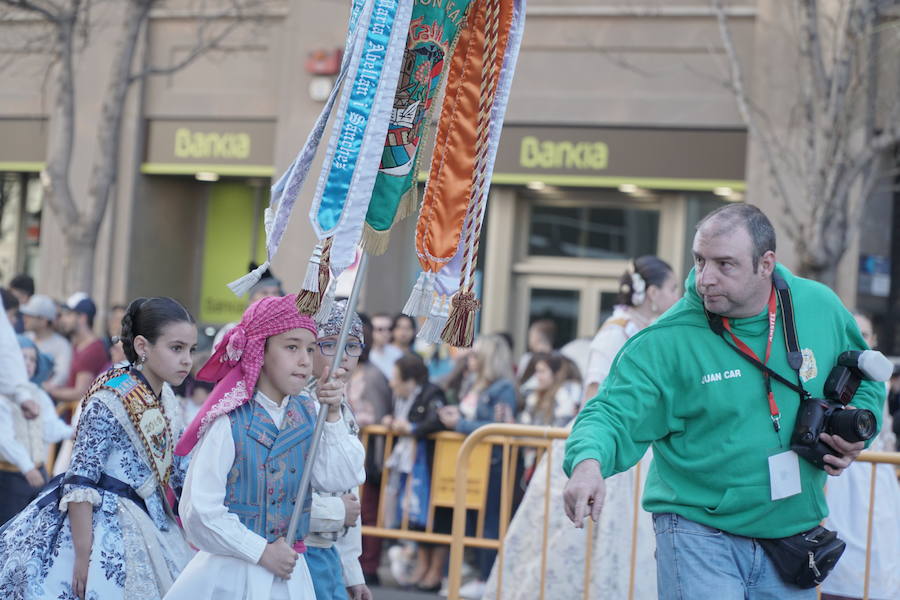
[757,526,846,589]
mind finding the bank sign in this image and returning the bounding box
[492,125,747,190]
[142,119,276,176]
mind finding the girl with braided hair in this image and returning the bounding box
[0,296,198,600]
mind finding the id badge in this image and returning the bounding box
[768,450,802,501]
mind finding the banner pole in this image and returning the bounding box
[286,251,371,546]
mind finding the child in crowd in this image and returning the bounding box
[166,294,364,600]
[0,335,73,524]
[305,299,369,600]
[0,297,198,599]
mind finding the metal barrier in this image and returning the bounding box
[358,424,900,600]
[358,424,527,548]
[438,424,900,600]
[852,451,900,600]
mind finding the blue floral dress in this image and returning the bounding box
[0,375,194,600]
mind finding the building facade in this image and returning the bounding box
[0,0,897,353]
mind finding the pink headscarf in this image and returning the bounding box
[176,294,317,456]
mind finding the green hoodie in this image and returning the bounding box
[563,264,884,538]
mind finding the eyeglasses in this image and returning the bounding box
[316,340,366,357]
[373,326,391,332]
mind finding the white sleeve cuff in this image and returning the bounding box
[310,494,346,533]
[342,559,365,587]
[16,458,36,473]
[321,418,350,442]
[59,487,102,512]
[246,532,269,565]
[14,386,32,406]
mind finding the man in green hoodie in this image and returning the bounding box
[562,204,883,599]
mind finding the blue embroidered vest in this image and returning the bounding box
[225,395,315,542]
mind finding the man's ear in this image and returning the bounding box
[759,250,776,277]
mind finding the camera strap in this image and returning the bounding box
[773,273,804,373]
[707,273,809,432]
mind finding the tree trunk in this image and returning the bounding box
[62,233,97,293]
[85,0,152,240]
[43,8,80,229]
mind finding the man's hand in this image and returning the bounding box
[258,537,298,579]
[342,493,361,527]
[20,398,40,420]
[347,584,373,600]
[563,459,605,528]
[820,433,865,476]
[24,468,45,488]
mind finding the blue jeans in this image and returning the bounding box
[653,513,816,600]
[305,545,347,600]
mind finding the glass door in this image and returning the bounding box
[514,274,621,356]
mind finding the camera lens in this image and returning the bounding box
[828,408,877,443]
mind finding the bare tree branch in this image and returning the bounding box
[711,0,800,229]
[0,0,62,22]
[84,0,152,236]
[799,0,829,100]
[2,0,265,291]
[128,0,263,83]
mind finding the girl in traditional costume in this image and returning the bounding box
[165,294,365,600]
[483,257,680,600]
[0,297,198,600]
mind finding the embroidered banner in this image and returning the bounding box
[227,0,371,296]
[311,0,408,237]
[328,0,417,274]
[359,0,474,256]
[409,0,526,347]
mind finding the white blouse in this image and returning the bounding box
[166,392,366,600]
[583,307,644,388]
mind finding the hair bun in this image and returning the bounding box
[121,297,148,364]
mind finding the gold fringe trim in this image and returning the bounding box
[360,223,393,256]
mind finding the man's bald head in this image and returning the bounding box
[696,204,776,272]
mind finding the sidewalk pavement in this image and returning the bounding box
[371,584,442,600]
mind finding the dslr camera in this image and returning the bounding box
[791,350,892,469]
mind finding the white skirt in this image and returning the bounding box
[164,551,315,600]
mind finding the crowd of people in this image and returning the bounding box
[0,205,897,600]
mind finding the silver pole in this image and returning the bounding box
[286,251,370,546]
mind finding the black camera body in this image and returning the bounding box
[790,351,882,469]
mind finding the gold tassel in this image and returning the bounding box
[440,290,481,348]
[296,238,332,316]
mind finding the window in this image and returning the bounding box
[528,288,580,347]
[597,291,620,327]
[528,203,659,259]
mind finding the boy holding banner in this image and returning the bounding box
[166,295,364,600]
